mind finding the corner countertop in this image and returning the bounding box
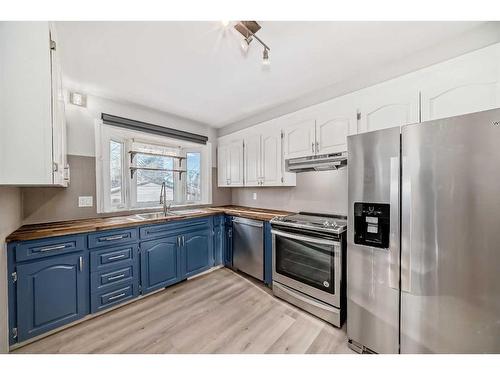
[6,205,292,243]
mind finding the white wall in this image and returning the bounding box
[231,169,348,215]
[0,187,22,353]
[65,93,218,165]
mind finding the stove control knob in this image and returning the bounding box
[323,221,331,227]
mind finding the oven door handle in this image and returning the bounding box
[271,229,338,246]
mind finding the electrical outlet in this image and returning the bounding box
[78,196,93,207]
[252,192,257,200]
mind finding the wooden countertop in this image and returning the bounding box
[206,205,292,222]
[6,205,292,243]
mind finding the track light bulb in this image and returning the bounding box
[262,49,270,66]
[241,37,252,52]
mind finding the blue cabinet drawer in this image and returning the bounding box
[88,228,138,249]
[91,265,136,292]
[14,235,85,262]
[140,217,211,240]
[90,244,137,272]
[91,283,138,313]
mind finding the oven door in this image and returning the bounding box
[272,227,341,307]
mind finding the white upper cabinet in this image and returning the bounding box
[0,22,69,186]
[282,117,316,159]
[420,44,500,122]
[228,140,244,186]
[244,133,262,186]
[261,127,284,186]
[217,143,229,186]
[242,123,294,187]
[315,95,358,154]
[218,137,244,187]
[358,80,420,133]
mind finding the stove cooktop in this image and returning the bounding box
[271,212,347,234]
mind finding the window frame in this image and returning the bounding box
[95,120,212,214]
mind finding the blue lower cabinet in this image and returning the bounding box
[16,252,89,342]
[224,217,233,267]
[213,224,224,266]
[264,222,273,286]
[140,235,181,294]
[183,228,213,278]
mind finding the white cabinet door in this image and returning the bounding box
[228,139,244,186]
[217,143,230,187]
[420,44,500,121]
[50,24,69,187]
[0,22,54,185]
[282,118,316,158]
[359,83,419,133]
[316,100,358,154]
[244,134,262,187]
[261,129,282,186]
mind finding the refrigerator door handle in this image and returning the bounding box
[401,156,412,294]
[389,156,400,290]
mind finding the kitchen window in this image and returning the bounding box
[96,122,212,213]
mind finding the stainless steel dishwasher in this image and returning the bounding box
[232,217,264,281]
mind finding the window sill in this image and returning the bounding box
[99,201,212,215]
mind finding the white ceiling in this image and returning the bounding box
[56,21,490,128]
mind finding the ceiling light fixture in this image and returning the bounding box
[234,21,271,64]
[221,20,230,27]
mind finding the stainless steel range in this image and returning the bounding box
[270,212,347,327]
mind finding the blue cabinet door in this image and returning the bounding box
[264,221,273,286]
[224,217,233,267]
[214,225,224,266]
[213,216,224,266]
[183,228,213,278]
[16,252,89,342]
[140,235,181,294]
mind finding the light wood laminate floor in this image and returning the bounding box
[13,268,354,354]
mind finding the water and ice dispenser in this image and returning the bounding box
[353,203,390,249]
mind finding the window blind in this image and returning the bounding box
[101,113,208,145]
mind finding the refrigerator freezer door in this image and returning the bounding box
[401,108,500,353]
[347,126,400,354]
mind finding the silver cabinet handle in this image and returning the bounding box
[39,244,66,252]
[177,236,181,247]
[108,274,125,281]
[108,293,126,301]
[102,235,126,241]
[108,254,126,260]
[79,256,83,272]
[316,141,319,153]
[182,236,185,247]
[312,142,315,153]
[271,229,338,247]
[232,217,263,227]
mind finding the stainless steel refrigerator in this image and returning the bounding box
[347,108,500,354]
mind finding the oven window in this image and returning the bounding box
[275,235,335,293]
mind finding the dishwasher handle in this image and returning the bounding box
[232,217,263,228]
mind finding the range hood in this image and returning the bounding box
[285,152,347,173]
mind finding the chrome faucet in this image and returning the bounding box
[159,182,170,216]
